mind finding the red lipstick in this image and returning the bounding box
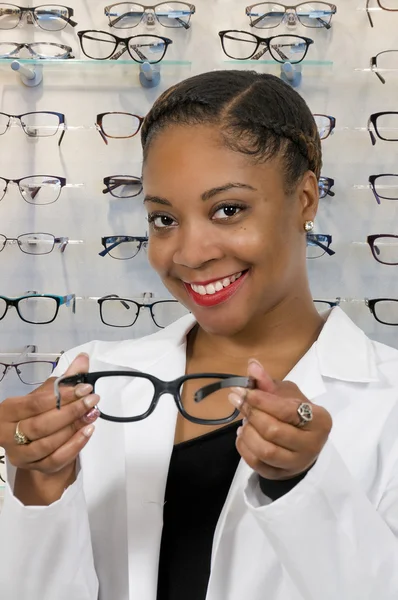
[184,270,249,307]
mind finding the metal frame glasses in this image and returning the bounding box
[0,41,73,59]
[371,50,398,84]
[0,358,59,384]
[367,234,398,265]
[104,2,196,29]
[0,4,77,30]
[366,0,398,28]
[367,111,398,145]
[0,293,76,324]
[98,294,188,328]
[99,235,148,259]
[0,111,66,146]
[77,30,172,63]
[0,233,68,254]
[306,233,335,258]
[219,30,313,63]
[55,370,255,424]
[0,175,66,205]
[102,175,143,198]
[246,2,336,29]
[96,112,144,145]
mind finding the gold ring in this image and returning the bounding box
[14,421,31,445]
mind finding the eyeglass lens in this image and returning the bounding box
[0,112,61,137]
[0,233,55,254]
[0,296,58,324]
[371,175,398,200]
[105,176,142,198]
[0,4,71,31]
[374,112,398,141]
[372,299,398,324]
[104,236,143,259]
[100,113,142,138]
[0,360,56,384]
[370,236,398,264]
[106,2,193,28]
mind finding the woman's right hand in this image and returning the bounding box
[0,353,100,506]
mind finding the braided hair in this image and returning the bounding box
[141,70,322,193]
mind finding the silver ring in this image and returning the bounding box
[296,402,313,428]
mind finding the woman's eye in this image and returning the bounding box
[212,205,244,220]
[148,214,176,228]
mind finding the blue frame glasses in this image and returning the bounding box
[99,235,148,259]
[0,293,75,324]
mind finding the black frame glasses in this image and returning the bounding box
[369,174,398,204]
[77,30,172,63]
[55,371,255,424]
[313,114,336,140]
[367,234,398,265]
[318,176,335,198]
[96,112,144,145]
[246,2,336,29]
[98,294,188,328]
[102,175,143,198]
[365,298,398,325]
[219,30,313,63]
[0,175,66,204]
[104,2,196,29]
[371,50,398,84]
[0,358,59,384]
[0,111,66,146]
[0,233,68,254]
[367,111,398,145]
[0,4,77,30]
[0,293,75,324]
[313,298,340,311]
[99,235,148,259]
[306,233,335,258]
[0,41,74,59]
[366,0,398,27]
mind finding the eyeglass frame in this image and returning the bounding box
[367,234,398,265]
[102,175,143,198]
[0,358,59,383]
[0,293,76,324]
[367,111,398,145]
[0,41,74,59]
[306,233,335,257]
[0,175,66,204]
[104,2,196,30]
[368,174,398,204]
[98,294,184,328]
[218,30,313,63]
[0,4,77,30]
[99,235,148,259]
[54,370,255,424]
[0,111,66,146]
[0,233,68,254]
[370,50,398,84]
[366,0,398,28]
[77,30,172,63]
[245,2,336,30]
[318,176,335,198]
[96,112,144,145]
[313,113,336,140]
[365,297,398,325]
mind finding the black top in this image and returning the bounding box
[156,421,307,600]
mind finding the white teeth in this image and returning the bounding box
[190,272,243,296]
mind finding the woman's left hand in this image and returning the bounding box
[229,359,333,481]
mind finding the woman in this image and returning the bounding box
[1,70,398,600]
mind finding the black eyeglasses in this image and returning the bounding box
[0,454,4,483]
[77,30,172,63]
[306,233,335,258]
[367,112,398,145]
[0,4,77,30]
[0,111,66,146]
[246,2,336,29]
[313,114,336,140]
[96,112,144,145]
[103,175,143,198]
[313,298,340,312]
[371,50,398,84]
[104,2,196,29]
[366,0,398,27]
[369,174,398,203]
[0,175,66,205]
[0,293,75,324]
[0,41,74,59]
[55,371,255,424]
[98,294,189,328]
[219,30,313,63]
[367,234,398,265]
[0,233,68,254]
[99,235,148,259]
[0,358,59,384]
[318,176,335,198]
[365,298,398,325]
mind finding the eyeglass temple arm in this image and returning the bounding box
[99,238,127,256]
[366,0,374,27]
[55,373,93,409]
[367,116,376,145]
[61,294,76,313]
[194,376,255,403]
[371,57,385,84]
[100,294,131,310]
[58,124,66,147]
[248,10,284,27]
[54,237,69,253]
[311,238,335,256]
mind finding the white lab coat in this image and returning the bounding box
[1,307,398,600]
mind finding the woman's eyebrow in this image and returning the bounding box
[144,182,257,206]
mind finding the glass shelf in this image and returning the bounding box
[224,59,333,67]
[0,58,191,68]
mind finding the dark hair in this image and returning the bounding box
[141,70,322,193]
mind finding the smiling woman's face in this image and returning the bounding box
[142,124,319,336]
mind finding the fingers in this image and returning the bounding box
[236,422,296,470]
[236,433,287,480]
[247,359,277,394]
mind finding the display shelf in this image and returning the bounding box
[0,58,191,69]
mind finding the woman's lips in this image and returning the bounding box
[183,270,249,307]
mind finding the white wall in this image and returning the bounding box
[0,0,397,491]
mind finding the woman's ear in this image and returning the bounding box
[298,170,319,224]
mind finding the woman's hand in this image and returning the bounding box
[229,359,333,481]
[0,353,100,505]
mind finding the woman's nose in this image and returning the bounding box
[172,224,224,269]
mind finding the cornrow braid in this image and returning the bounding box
[141,70,322,193]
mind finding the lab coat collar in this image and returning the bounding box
[98,306,379,384]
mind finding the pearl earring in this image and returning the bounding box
[304,220,314,232]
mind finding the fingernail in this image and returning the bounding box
[242,417,248,426]
[236,426,243,437]
[83,407,100,423]
[75,383,93,398]
[228,392,243,409]
[83,393,99,409]
[248,358,265,379]
[82,424,95,438]
[78,352,89,358]
[231,386,247,399]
